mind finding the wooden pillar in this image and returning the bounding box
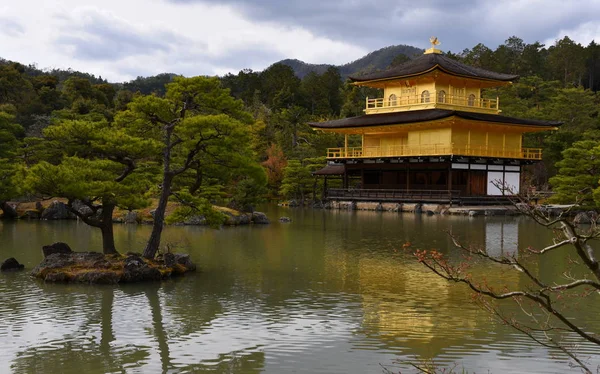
[448,166,453,205]
[343,171,348,189]
[344,134,348,157]
[323,176,328,199]
[467,168,472,196]
[467,129,471,155]
[360,168,364,189]
[406,163,410,191]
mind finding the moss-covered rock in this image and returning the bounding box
[31,251,196,284]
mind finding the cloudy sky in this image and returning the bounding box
[1,0,599,82]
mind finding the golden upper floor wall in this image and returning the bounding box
[351,39,516,115]
[371,72,497,114]
[326,118,544,160]
[361,121,522,150]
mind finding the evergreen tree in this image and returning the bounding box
[118,76,263,259]
[549,140,600,207]
[24,119,160,254]
[0,109,24,218]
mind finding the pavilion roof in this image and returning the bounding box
[312,164,345,176]
[349,53,519,83]
[309,109,562,129]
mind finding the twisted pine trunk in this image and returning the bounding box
[143,124,175,259]
[99,205,118,255]
[142,174,173,259]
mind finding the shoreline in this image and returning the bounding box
[1,199,270,226]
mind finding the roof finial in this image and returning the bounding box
[425,37,442,55]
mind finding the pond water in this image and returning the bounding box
[0,206,598,373]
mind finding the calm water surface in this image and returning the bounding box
[0,206,598,373]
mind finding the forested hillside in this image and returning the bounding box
[278,44,423,79]
[1,35,600,209]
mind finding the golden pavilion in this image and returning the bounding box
[311,38,560,203]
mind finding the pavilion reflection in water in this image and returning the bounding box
[485,220,519,257]
[323,216,524,359]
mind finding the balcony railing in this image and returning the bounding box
[328,188,462,203]
[326,144,542,160]
[365,92,499,114]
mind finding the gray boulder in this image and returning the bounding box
[124,211,138,224]
[121,254,162,282]
[173,253,196,271]
[71,200,94,216]
[0,202,18,219]
[251,212,270,224]
[1,257,24,271]
[41,201,73,220]
[42,242,73,258]
[31,253,75,275]
[224,213,251,225]
[184,215,207,225]
[279,216,292,223]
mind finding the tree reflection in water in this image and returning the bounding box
[9,281,266,374]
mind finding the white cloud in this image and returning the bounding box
[0,0,366,81]
[544,21,600,47]
[0,17,25,37]
[1,0,600,82]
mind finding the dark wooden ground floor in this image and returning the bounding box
[325,188,513,205]
[316,160,523,199]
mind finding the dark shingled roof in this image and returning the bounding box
[350,53,519,82]
[313,164,345,175]
[310,109,562,129]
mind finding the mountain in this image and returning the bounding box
[0,57,108,85]
[1,44,423,89]
[277,44,424,79]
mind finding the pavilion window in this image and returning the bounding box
[437,90,446,103]
[389,94,397,106]
[468,94,476,106]
[421,90,430,103]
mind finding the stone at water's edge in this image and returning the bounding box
[31,250,197,284]
[124,211,138,224]
[0,202,18,219]
[279,216,292,223]
[251,212,270,224]
[174,253,196,271]
[40,201,74,220]
[1,257,25,271]
[163,252,176,267]
[121,254,162,282]
[42,242,73,258]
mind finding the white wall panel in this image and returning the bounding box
[487,171,504,195]
[504,172,521,195]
